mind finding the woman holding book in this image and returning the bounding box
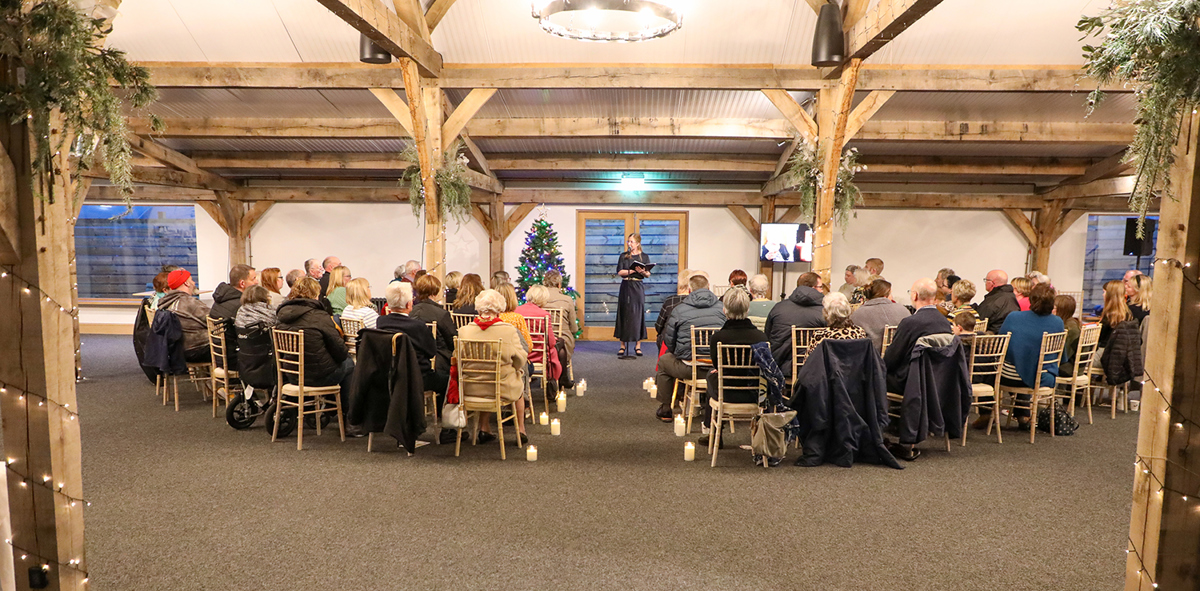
[614,233,652,358]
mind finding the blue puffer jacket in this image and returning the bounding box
[662,289,726,360]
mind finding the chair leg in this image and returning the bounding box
[961,414,969,447]
[683,386,695,434]
[710,408,723,468]
[173,377,180,412]
[296,392,305,451]
[335,395,345,442]
[992,399,1003,444]
[367,432,374,453]
[1111,385,1118,419]
[496,406,507,461]
[1028,395,1037,444]
[271,395,283,443]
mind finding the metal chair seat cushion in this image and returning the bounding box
[280,383,341,395]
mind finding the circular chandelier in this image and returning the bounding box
[532,0,683,43]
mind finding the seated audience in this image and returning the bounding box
[849,278,910,353]
[765,272,827,377]
[540,270,579,364]
[260,267,286,308]
[275,277,355,418]
[700,288,768,441]
[882,278,951,394]
[952,313,976,335]
[985,284,1063,430]
[655,269,696,347]
[935,267,956,301]
[409,274,457,387]
[304,258,323,280]
[156,269,212,362]
[747,273,773,328]
[454,289,529,445]
[728,269,748,290]
[376,282,445,397]
[837,265,860,298]
[233,285,278,390]
[398,260,422,284]
[443,271,462,304]
[325,265,350,316]
[1127,274,1151,322]
[864,257,885,277]
[210,264,258,321]
[340,278,379,329]
[285,268,305,289]
[942,279,980,324]
[976,269,1020,334]
[1028,271,1052,286]
[849,267,872,304]
[149,271,170,310]
[1100,279,1132,350]
[490,270,511,289]
[453,273,484,314]
[654,273,726,421]
[1055,294,1081,376]
[515,285,565,392]
[497,283,533,351]
[317,256,341,293]
[809,292,868,351]
[1011,276,1033,312]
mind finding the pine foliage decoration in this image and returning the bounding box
[0,0,159,204]
[780,141,864,228]
[400,139,473,225]
[515,216,575,300]
[1078,0,1200,235]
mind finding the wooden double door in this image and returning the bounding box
[575,211,688,341]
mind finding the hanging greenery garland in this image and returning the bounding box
[400,139,473,225]
[1078,1,1200,235]
[780,141,864,228]
[0,0,159,204]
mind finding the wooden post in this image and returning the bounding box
[197,194,273,267]
[1126,112,1200,590]
[758,197,776,296]
[488,196,504,276]
[0,107,87,590]
[400,58,446,281]
[812,59,862,284]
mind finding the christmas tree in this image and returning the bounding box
[516,217,576,300]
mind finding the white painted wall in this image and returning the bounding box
[78,202,1103,327]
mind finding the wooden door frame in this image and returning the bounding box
[575,209,689,341]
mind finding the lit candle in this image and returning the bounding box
[649,384,657,399]
[526,445,538,461]
[684,442,695,461]
[550,418,561,436]
[539,412,549,426]
[556,393,566,413]
[673,415,685,437]
[577,379,587,396]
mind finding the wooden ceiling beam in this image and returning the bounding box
[442,88,497,151]
[858,156,1092,176]
[314,0,441,77]
[123,134,237,191]
[845,0,947,62]
[844,90,895,140]
[487,153,778,172]
[82,165,237,192]
[842,0,871,31]
[761,89,818,141]
[425,0,458,31]
[138,63,1126,92]
[1059,148,1132,186]
[130,117,1134,143]
[368,88,415,135]
[1044,175,1135,200]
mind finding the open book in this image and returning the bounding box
[630,261,656,273]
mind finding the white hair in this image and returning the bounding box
[405,260,422,275]
[394,265,405,280]
[526,284,550,307]
[475,289,506,317]
[722,287,750,320]
[748,274,769,297]
[386,281,413,310]
[822,291,852,324]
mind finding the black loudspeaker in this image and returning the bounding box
[1123,218,1156,257]
[811,3,845,67]
[359,34,391,64]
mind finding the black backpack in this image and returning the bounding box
[1037,403,1079,436]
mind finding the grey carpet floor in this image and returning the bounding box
[78,335,1134,590]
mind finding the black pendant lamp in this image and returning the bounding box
[359,33,391,64]
[811,2,845,67]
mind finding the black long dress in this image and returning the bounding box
[614,251,649,342]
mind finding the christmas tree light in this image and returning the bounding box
[516,217,577,300]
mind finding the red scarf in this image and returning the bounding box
[474,316,503,330]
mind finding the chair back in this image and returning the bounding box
[426,322,438,370]
[524,315,551,363]
[791,326,829,377]
[441,301,455,311]
[711,285,730,297]
[881,325,899,355]
[690,325,719,380]
[454,337,504,407]
[547,307,568,336]
[341,317,363,339]
[715,343,760,404]
[206,316,232,369]
[969,333,1010,389]
[271,328,306,386]
[974,318,988,334]
[1032,331,1069,389]
[1072,324,1101,378]
[451,312,475,329]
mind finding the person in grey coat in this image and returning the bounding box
[653,274,726,421]
[850,278,912,353]
[764,272,827,378]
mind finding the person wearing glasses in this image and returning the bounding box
[974,269,1020,335]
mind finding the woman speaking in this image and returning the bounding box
[614,233,651,359]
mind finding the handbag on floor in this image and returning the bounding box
[1036,403,1078,436]
[442,403,467,430]
[751,410,797,466]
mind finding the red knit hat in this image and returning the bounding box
[167,269,191,290]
